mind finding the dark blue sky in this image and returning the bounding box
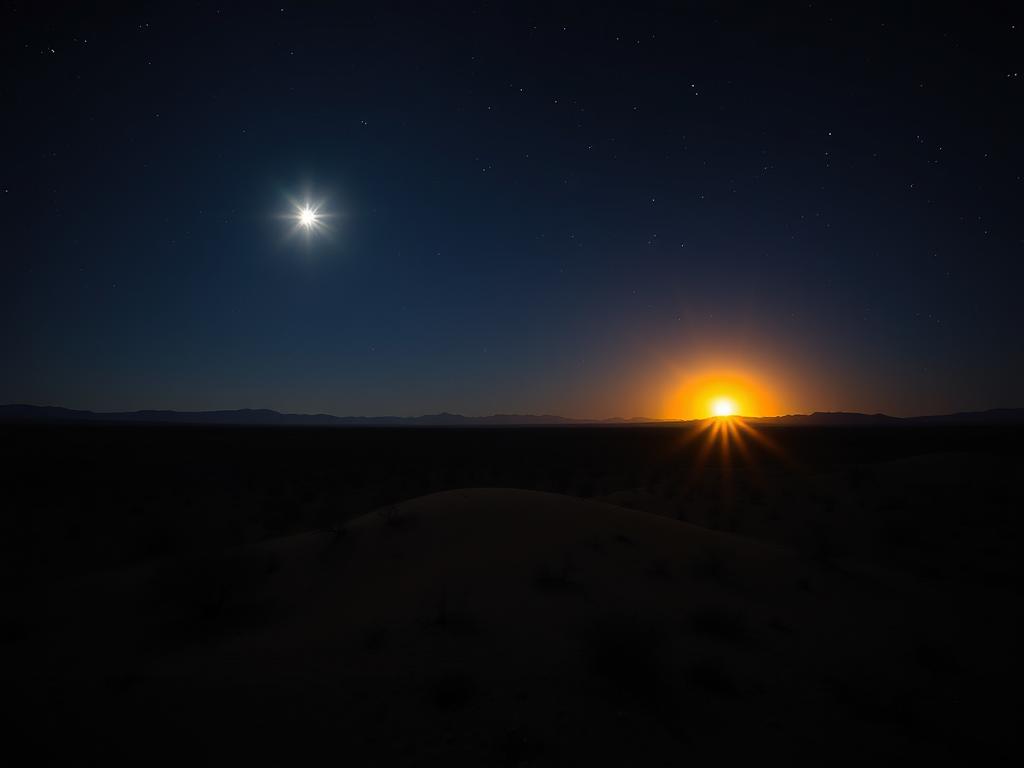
[3,2,1021,417]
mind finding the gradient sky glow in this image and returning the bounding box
[3,3,1022,418]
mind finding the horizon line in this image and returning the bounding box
[3,403,1023,425]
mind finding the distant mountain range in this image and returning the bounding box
[747,409,1024,426]
[2,404,1023,427]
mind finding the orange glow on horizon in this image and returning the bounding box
[662,366,782,420]
[711,396,737,417]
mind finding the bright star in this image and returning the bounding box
[281,194,335,241]
[299,206,318,228]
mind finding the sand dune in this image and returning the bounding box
[7,488,1015,764]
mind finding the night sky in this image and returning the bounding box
[3,2,1021,419]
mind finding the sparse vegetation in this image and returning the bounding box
[430,672,479,712]
[495,727,544,763]
[647,558,672,580]
[686,659,739,698]
[378,504,409,527]
[534,557,581,593]
[363,626,388,653]
[584,614,668,707]
[421,595,479,635]
[688,605,747,641]
[690,547,730,585]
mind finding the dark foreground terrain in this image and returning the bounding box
[2,423,1021,764]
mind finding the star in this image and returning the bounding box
[299,205,318,228]
[282,195,334,240]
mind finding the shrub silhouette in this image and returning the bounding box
[584,614,668,707]
[689,605,747,642]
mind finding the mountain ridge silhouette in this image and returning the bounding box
[2,404,1022,426]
